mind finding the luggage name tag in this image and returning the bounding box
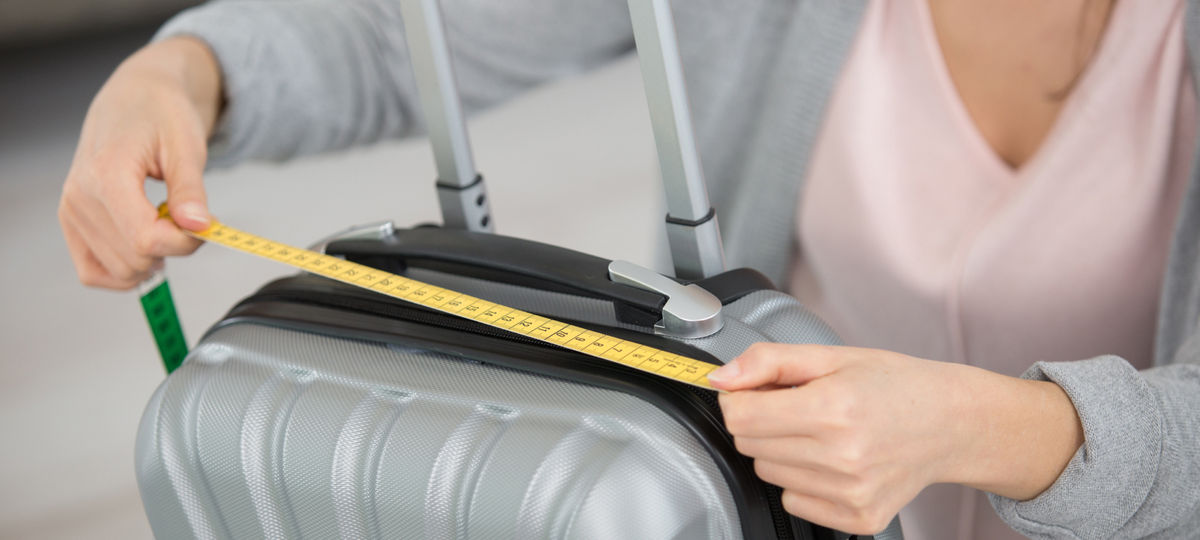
[154,204,721,391]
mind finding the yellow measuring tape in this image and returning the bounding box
[162,205,720,391]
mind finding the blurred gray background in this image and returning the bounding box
[0,3,666,537]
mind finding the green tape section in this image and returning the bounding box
[140,279,188,373]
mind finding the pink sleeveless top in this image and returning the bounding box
[790,0,1194,538]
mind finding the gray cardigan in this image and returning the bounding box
[157,1,1200,537]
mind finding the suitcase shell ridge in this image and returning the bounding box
[137,323,746,539]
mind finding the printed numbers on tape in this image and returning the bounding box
[160,204,720,391]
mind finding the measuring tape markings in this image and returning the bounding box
[175,212,719,390]
[139,273,188,373]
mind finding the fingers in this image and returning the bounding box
[719,372,865,439]
[61,188,142,287]
[60,150,204,290]
[713,344,928,535]
[748,459,898,534]
[97,155,201,258]
[60,206,139,290]
[735,435,828,469]
[781,489,897,536]
[720,387,827,437]
[59,47,214,290]
[753,461,897,535]
[753,461,862,504]
[147,218,205,256]
[160,129,210,232]
[707,342,842,391]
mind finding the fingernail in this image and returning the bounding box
[177,202,209,225]
[707,360,741,383]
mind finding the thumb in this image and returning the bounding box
[706,343,841,391]
[161,135,210,232]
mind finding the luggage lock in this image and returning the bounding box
[608,260,723,339]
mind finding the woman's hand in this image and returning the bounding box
[58,36,223,290]
[707,343,1084,535]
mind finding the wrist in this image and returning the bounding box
[122,36,224,135]
[942,365,1084,500]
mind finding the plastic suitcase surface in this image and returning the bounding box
[136,247,843,539]
[135,0,904,539]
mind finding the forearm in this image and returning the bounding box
[986,357,1200,538]
[939,364,1084,500]
[117,37,224,138]
[152,0,634,168]
[153,0,416,166]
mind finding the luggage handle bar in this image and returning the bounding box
[327,227,668,328]
[626,0,726,280]
[398,0,727,279]
[398,0,494,233]
[326,227,770,337]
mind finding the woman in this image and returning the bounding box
[58,0,1200,537]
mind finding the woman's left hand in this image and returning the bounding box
[707,344,965,533]
[707,343,1084,535]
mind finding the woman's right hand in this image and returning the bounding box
[58,36,224,290]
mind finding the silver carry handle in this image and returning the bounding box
[627,0,726,280]
[398,0,494,232]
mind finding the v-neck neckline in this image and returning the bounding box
[912,0,1125,180]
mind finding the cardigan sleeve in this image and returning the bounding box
[152,0,635,168]
[988,336,1200,538]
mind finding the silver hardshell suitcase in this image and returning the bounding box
[135,1,904,538]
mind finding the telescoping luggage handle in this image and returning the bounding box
[626,0,727,281]
[397,0,726,281]
[397,0,493,234]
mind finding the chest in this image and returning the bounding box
[928,0,1115,169]
[790,0,1193,370]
